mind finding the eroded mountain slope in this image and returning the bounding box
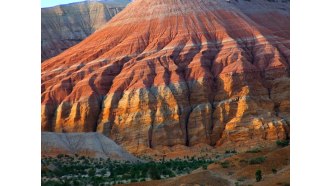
[42,0,290,153]
[41,0,131,61]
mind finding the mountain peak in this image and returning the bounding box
[42,0,289,152]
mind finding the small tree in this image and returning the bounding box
[276,140,290,147]
[149,167,161,180]
[255,170,262,182]
[88,168,96,177]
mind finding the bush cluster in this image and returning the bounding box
[249,157,266,165]
[41,154,214,185]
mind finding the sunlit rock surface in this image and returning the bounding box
[42,0,290,153]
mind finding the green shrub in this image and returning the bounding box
[276,140,289,147]
[41,156,215,185]
[88,168,96,176]
[237,177,246,182]
[246,148,261,153]
[202,164,208,170]
[42,180,63,186]
[239,159,248,163]
[57,154,65,159]
[168,170,176,178]
[149,167,161,180]
[272,168,277,174]
[221,161,230,168]
[249,157,266,165]
[100,169,107,175]
[225,150,237,154]
[140,178,146,182]
[255,169,262,182]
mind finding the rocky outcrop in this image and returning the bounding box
[42,0,290,153]
[41,0,131,61]
[41,132,140,161]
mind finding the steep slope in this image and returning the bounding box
[42,132,139,161]
[41,0,131,61]
[42,0,290,153]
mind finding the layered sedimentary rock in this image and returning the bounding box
[42,0,290,153]
[41,0,131,61]
[42,132,139,161]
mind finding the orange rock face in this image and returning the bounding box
[42,0,290,153]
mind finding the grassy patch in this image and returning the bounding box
[249,157,266,165]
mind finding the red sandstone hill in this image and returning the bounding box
[41,0,290,154]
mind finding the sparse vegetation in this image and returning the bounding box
[255,169,262,182]
[149,166,161,180]
[249,157,266,165]
[225,150,237,154]
[41,154,215,185]
[272,168,278,174]
[246,148,261,153]
[276,140,290,147]
[202,164,208,170]
[239,159,248,164]
[220,161,230,168]
[237,177,246,181]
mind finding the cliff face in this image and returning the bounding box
[42,0,290,153]
[41,0,131,61]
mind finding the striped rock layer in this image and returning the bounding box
[42,0,290,153]
[41,0,131,61]
[42,132,139,161]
